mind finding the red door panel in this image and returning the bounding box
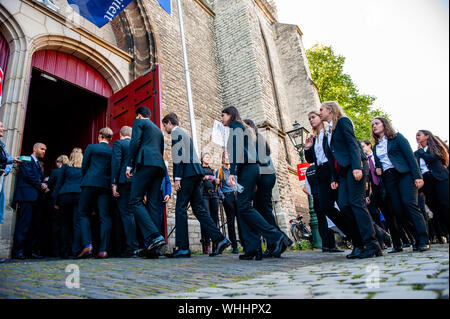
[107,65,162,142]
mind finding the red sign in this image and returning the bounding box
[297,162,311,182]
[0,67,3,105]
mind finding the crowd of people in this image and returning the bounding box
[303,102,449,259]
[0,101,448,263]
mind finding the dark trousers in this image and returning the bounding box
[316,163,363,248]
[337,162,378,248]
[116,183,138,253]
[50,206,63,256]
[370,183,402,248]
[254,173,278,228]
[79,187,112,252]
[422,172,449,236]
[222,192,239,249]
[175,175,224,250]
[128,166,164,245]
[200,194,220,244]
[12,201,41,256]
[312,194,336,249]
[236,164,282,253]
[59,193,80,256]
[383,169,429,245]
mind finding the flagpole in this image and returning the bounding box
[176,0,199,152]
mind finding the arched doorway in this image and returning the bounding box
[22,49,113,175]
[0,33,9,102]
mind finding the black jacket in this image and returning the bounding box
[128,118,165,171]
[52,165,82,204]
[47,167,64,204]
[111,138,131,185]
[81,142,112,189]
[171,127,203,180]
[13,158,44,202]
[329,117,366,170]
[227,120,258,175]
[414,148,449,181]
[373,133,422,180]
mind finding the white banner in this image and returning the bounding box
[211,120,230,147]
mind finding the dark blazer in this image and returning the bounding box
[47,167,64,204]
[414,148,449,181]
[329,117,366,170]
[128,118,165,171]
[81,142,112,189]
[373,133,422,180]
[54,164,82,196]
[13,158,44,202]
[111,138,131,185]
[227,120,258,175]
[171,127,203,180]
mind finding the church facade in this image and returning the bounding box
[0,0,320,256]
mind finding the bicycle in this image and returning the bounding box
[289,215,313,244]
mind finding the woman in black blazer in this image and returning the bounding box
[319,101,381,259]
[304,111,355,253]
[221,107,292,260]
[53,148,84,258]
[415,130,449,239]
[372,117,430,251]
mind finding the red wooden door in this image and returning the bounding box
[107,65,162,141]
[107,65,167,242]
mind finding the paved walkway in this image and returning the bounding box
[0,245,448,299]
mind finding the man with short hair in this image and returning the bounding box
[126,107,166,258]
[12,143,48,259]
[77,128,113,259]
[162,112,231,258]
[111,125,139,258]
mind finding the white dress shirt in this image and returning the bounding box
[419,146,430,174]
[375,136,394,171]
[327,121,333,146]
[314,129,329,166]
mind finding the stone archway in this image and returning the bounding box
[110,0,160,79]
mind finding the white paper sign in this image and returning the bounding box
[211,120,230,147]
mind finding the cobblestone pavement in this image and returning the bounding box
[0,245,448,299]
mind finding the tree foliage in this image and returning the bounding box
[306,44,390,141]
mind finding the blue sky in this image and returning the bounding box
[276,0,449,147]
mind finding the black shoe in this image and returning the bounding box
[13,253,26,260]
[239,251,259,260]
[388,246,403,254]
[166,250,191,258]
[231,247,239,254]
[0,258,7,263]
[322,247,330,253]
[255,249,263,261]
[29,253,44,260]
[262,250,273,258]
[402,243,411,248]
[328,247,344,253]
[209,238,231,257]
[271,235,293,258]
[146,236,166,253]
[357,244,383,259]
[346,247,362,259]
[418,244,431,252]
[122,250,140,258]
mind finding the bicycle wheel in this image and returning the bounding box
[290,225,302,242]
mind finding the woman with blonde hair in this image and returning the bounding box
[319,101,382,259]
[53,148,84,258]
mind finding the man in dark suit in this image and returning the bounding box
[77,128,113,259]
[125,107,166,258]
[12,143,48,259]
[162,113,230,258]
[111,126,139,258]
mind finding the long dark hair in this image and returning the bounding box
[243,119,271,155]
[221,106,242,124]
[419,130,449,167]
[372,117,398,145]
